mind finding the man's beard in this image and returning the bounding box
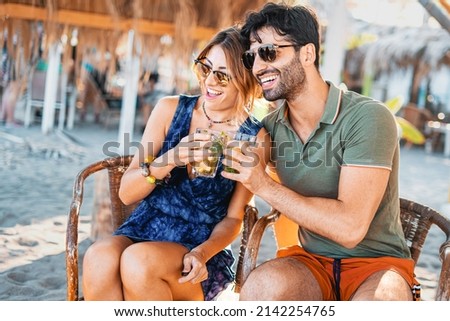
[263,55,306,102]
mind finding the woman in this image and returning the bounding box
[82,27,270,301]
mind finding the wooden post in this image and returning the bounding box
[57,70,68,130]
[321,0,350,85]
[118,29,140,153]
[66,86,77,130]
[42,42,62,134]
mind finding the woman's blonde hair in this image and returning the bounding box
[195,26,262,125]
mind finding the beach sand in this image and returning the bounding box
[0,121,449,301]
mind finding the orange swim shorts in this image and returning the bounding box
[277,245,420,301]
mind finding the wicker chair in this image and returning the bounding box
[66,155,136,301]
[233,199,450,300]
[65,155,260,301]
[66,156,450,301]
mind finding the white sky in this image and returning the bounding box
[303,0,442,28]
[347,0,429,27]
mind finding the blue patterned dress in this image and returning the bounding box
[114,94,262,300]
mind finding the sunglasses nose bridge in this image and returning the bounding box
[203,70,215,84]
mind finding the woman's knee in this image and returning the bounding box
[120,243,159,280]
[120,242,185,283]
[83,237,131,276]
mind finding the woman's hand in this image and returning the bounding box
[167,132,211,167]
[178,250,208,284]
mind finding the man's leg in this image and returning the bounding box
[351,270,413,300]
[239,257,323,300]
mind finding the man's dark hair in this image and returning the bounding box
[240,2,321,69]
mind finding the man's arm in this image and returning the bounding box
[223,157,390,249]
[256,165,390,249]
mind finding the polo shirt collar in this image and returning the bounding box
[275,81,342,125]
[275,101,288,124]
[321,81,342,125]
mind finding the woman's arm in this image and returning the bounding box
[119,95,211,205]
[118,96,176,204]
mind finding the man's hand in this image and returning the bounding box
[221,142,269,194]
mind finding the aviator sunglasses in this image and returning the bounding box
[242,43,298,70]
[194,58,232,87]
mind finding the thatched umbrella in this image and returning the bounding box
[361,26,450,104]
[364,27,449,72]
[1,0,269,87]
[0,0,270,134]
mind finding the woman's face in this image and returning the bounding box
[198,45,239,110]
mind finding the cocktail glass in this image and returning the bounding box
[191,129,234,178]
[223,132,257,174]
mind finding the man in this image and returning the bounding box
[222,2,419,300]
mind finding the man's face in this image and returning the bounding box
[248,27,306,102]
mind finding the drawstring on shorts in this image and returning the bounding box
[332,258,341,301]
[412,283,421,301]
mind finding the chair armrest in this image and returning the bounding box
[436,242,450,300]
[240,208,280,290]
[234,205,259,293]
[431,207,450,301]
[65,160,106,301]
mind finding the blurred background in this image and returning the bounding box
[0,0,449,150]
[0,0,449,302]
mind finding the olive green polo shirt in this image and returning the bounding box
[263,82,410,259]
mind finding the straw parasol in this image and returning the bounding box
[363,27,450,74]
[0,0,269,88]
[0,0,271,135]
[357,25,450,104]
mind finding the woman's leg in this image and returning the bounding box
[121,242,204,301]
[82,235,133,300]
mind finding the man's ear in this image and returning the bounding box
[302,43,316,66]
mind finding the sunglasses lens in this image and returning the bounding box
[242,44,278,69]
[215,72,229,86]
[242,52,255,70]
[194,60,209,78]
[259,45,277,62]
[198,63,211,78]
[195,59,230,86]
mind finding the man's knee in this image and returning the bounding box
[351,270,413,301]
[240,258,322,300]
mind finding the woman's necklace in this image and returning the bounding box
[202,102,233,128]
